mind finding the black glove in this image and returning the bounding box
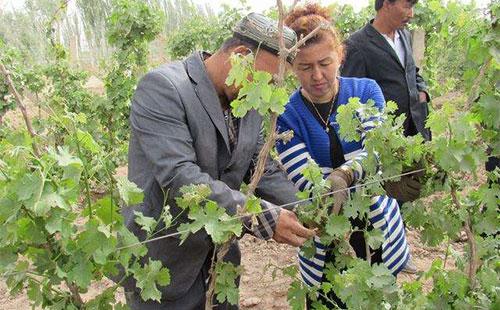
[383,174,422,203]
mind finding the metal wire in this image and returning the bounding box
[116,168,425,250]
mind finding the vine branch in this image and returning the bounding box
[0,62,41,157]
[464,57,492,110]
[451,186,479,286]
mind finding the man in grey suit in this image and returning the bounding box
[123,13,315,309]
[341,0,430,206]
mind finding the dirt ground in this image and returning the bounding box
[0,228,465,310]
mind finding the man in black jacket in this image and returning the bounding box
[342,0,430,274]
[342,0,430,202]
[342,0,430,141]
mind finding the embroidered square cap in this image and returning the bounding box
[233,13,298,64]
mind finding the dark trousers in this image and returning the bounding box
[125,242,240,310]
[306,218,383,309]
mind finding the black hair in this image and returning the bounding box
[221,36,257,52]
[375,0,419,11]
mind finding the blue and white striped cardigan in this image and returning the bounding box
[276,77,410,287]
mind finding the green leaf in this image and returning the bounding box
[0,196,22,222]
[245,196,262,214]
[77,220,117,264]
[45,209,74,238]
[26,279,43,307]
[0,247,17,270]
[225,53,252,87]
[67,255,93,289]
[17,218,46,245]
[268,87,288,115]
[287,279,308,310]
[134,211,157,235]
[76,129,101,154]
[160,205,173,228]
[336,97,363,142]
[132,259,170,302]
[92,196,122,226]
[365,229,385,250]
[181,201,242,244]
[176,184,211,210]
[32,187,69,216]
[116,176,144,206]
[300,238,316,259]
[325,214,351,239]
[51,146,83,168]
[215,262,240,305]
[117,226,148,267]
[12,172,42,201]
[367,263,395,289]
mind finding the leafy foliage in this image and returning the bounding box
[132,259,170,302]
[166,4,247,59]
[413,0,498,96]
[225,53,289,117]
[176,185,243,244]
[101,0,164,160]
[214,262,240,305]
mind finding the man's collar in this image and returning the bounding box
[184,51,212,85]
[367,19,401,39]
[365,20,378,38]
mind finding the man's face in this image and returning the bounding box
[225,48,281,102]
[386,0,415,29]
[254,49,281,78]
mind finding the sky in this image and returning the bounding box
[1,0,494,13]
[192,0,493,13]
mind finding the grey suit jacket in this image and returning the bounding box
[342,22,431,141]
[124,52,299,301]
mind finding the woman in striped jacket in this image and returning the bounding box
[277,4,412,308]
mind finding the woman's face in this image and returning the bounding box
[293,38,340,103]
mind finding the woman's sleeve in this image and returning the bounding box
[276,117,318,192]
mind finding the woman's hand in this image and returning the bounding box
[326,167,354,215]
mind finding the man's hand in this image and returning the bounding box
[273,209,315,247]
[419,91,428,103]
[327,167,353,215]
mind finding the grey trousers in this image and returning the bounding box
[125,242,240,310]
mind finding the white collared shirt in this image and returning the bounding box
[382,31,406,67]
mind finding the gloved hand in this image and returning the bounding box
[383,173,423,203]
[327,167,354,215]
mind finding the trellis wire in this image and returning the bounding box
[116,168,425,250]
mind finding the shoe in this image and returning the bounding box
[401,258,418,274]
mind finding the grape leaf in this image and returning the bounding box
[132,259,170,302]
[215,262,240,305]
[116,176,144,206]
[134,211,157,235]
[324,214,351,239]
